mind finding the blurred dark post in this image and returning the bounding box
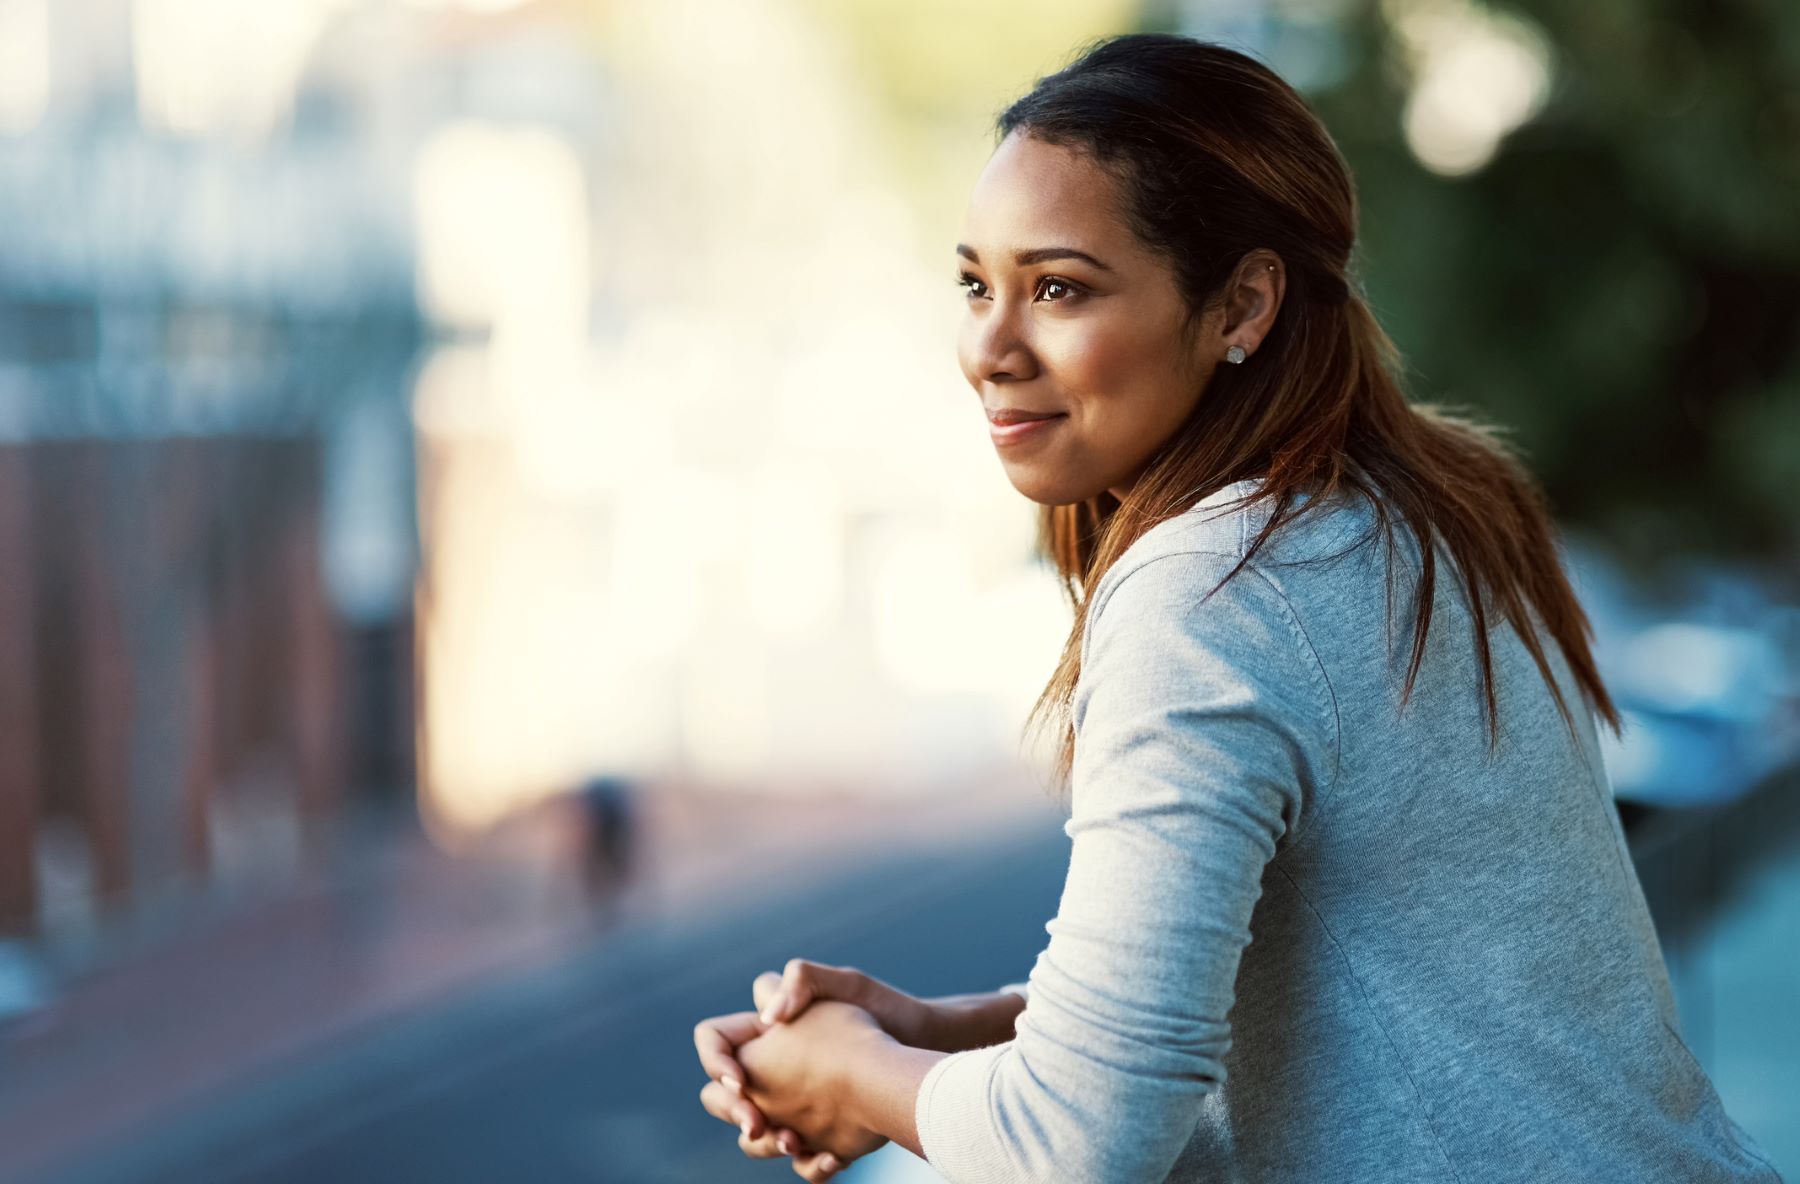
[165,435,212,881]
[182,562,220,879]
[73,441,133,904]
[286,441,345,840]
[0,445,40,933]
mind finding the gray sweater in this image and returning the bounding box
[915,480,1782,1183]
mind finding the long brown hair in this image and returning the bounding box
[1003,34,1623,798]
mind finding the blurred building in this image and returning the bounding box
[0,0,423,942]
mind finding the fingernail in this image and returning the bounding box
[778,1133,799,1155]
[820,1154,840,1172]
[739,1120,752,1138]
[721,1074,741,1093]
[759,1005,779,1025]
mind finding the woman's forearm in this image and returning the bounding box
[918,990,1026,1053]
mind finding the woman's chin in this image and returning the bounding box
[1004,469,1099,507]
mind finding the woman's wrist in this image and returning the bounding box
[834,1022,941,1159]
[916,989,1026,1053]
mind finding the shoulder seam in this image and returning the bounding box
[1082,547,1344,846]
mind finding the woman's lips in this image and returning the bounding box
[989,413,1067,446]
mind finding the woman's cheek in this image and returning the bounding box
[1059,313,1151,396]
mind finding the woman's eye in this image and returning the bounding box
[957,273,1083,303]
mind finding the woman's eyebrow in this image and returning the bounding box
[956,244,1113,272]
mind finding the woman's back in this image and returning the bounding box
[915,478,1782,1182]
[1163,479,1778,1180]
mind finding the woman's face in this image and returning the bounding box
[955,131,1241,505]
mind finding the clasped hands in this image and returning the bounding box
[693,959,933,1182]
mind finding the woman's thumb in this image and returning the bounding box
[751,971,785,1022]
[756,959,853,1024]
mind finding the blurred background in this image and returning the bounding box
[0,0,1794,1180]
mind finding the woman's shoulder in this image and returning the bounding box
[1137,478,1264,557]
[1107,478,1383,595]
[1076,481,1344,779]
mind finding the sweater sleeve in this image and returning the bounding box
[914,550,1339,1183]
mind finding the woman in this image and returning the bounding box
[691,32,1783,1184]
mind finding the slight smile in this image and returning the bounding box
[988,413,1068,447]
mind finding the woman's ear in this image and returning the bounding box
[1218,252,1286,361]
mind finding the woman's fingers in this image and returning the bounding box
[694,1072,759,1137]
[738,1125,799,1160]
[693,1010,764,1093]
[754,959,867,1026]
[738,1119,809,1161]
[791,1148,845,1182]
[702,1072,781,1151]
[767,960,812,1024]
[698,1080,820,1163]
[695,1002,833,1167]
[751,971,785,1022]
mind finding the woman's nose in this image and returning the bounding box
[960,303,1038,387]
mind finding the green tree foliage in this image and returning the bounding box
[1285,0,1800,577]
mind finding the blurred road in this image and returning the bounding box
[31,812,1070,1184]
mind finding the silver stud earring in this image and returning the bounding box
[1225,344,1246,364]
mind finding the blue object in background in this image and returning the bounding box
[1565,539,1800,809]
